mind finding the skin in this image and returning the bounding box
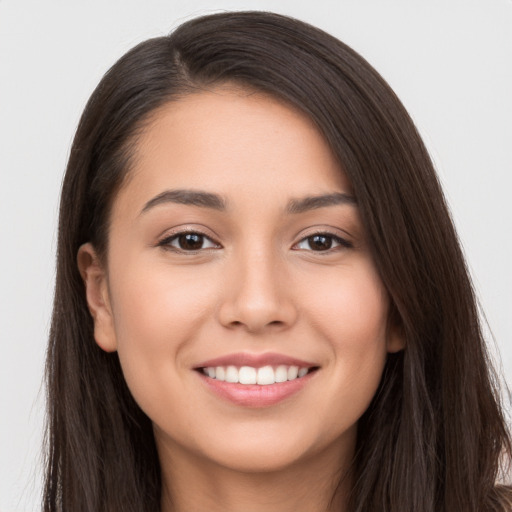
[78,86,403,512]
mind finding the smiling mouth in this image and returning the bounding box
[198,365,318,385]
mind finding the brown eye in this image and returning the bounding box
[295,233,352,252]
[159,231,219,252]
[307,235,333,251]
[178,233,204,250]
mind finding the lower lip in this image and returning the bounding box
[197,371,316,407]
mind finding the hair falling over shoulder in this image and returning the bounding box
[43,10,511,512]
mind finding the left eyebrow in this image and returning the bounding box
[286,193,357,214]
[140,189,227,215]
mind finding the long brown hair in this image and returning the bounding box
[44,11,511,511]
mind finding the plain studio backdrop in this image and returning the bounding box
[0,1,511,510]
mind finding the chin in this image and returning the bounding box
[205,442,310,474]
[192,422,351,475]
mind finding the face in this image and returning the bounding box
[79,86,402,476]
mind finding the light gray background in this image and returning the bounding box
[1,1,511,510]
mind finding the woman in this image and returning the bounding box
[44,10,511,512]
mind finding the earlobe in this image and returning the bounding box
[386,306,405,354]
[77,243,118,353]
[386,327,405,353]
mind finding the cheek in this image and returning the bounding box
[306,261,390,407]
[308,260,389,347]
[109,258,216,344]
[106,257,218,403]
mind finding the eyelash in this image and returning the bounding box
[157,230,353,254]
[293,231,353,252]
[157,230,220,253]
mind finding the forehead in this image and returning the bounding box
[114,86,351,218]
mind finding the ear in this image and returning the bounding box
[77,243,118,352]
[386,325,405,353]
[386,306,405,354]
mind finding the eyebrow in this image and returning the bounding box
[286,192,357,214]
[140,188,356,215]
[141,189,227,214]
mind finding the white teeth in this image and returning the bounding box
[287,365,299,380]
[216,366,225,381]
[239,366,257,384]
[256,365,275,385]
[275,365,288,383]
[225,365,239,383]
[202,364,313,385]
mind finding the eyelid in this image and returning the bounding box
[157,226,222,252]
[292,228,353,252]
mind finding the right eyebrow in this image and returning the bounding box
[286,192,357,214]
[140,189,227,215]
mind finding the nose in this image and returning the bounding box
[217,247,298,334]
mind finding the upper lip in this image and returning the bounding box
[194,352,318,369]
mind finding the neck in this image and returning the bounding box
[158,435,354,512]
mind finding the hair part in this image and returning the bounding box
[44,11,511,512]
